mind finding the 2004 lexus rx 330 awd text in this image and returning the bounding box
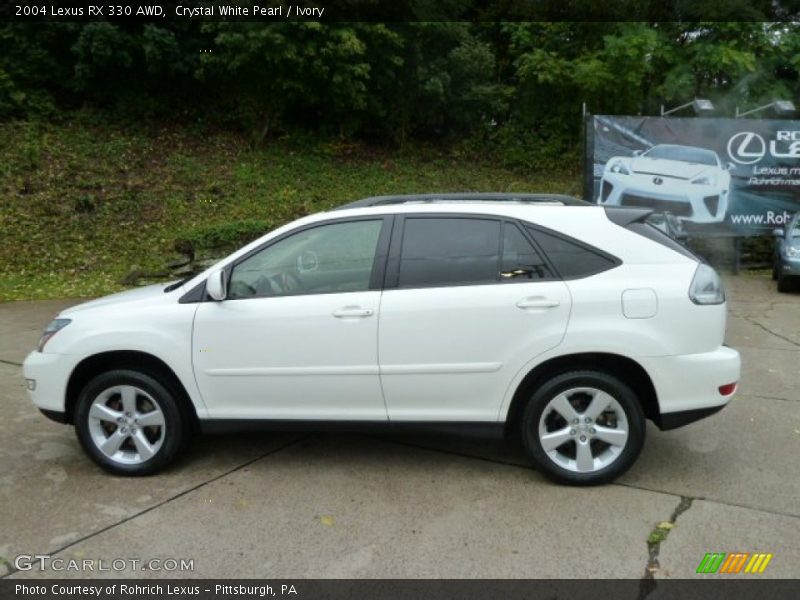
[23,194,740,485]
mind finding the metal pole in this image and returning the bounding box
[733,237,742,275]
[736,103,772,118]
[582,103,592,203]
[662,101,695,117]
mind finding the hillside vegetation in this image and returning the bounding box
[0,119,577,301]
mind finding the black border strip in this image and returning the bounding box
[4,1,800,23]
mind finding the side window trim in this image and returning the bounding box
[501,220,559,283]
[383,214,405,289]
[369,215,394,290]
[519,219,621,280]
[205,215,392,302]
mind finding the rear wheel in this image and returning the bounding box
[75,369,185,475]
[521,370,645,485]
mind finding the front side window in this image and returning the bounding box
[398,218,501,287]
[229,220,383,299]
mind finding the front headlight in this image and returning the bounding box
[38,318,71,352]
[689,264,725,305]
[609,160,630,175]
[691,175,717,186]
[785,245,800,258]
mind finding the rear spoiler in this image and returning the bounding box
[603,207,653,226]
[604,207,699,261]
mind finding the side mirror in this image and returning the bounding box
[632,150,642,157]
[773,228,784,238]
[726,162,736,171]
[206,269,227,301]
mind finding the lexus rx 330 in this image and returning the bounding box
[23,194,740,485]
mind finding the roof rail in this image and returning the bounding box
[334,193,590,210]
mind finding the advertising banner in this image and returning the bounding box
[589,116,800,235]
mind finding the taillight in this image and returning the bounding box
[689,263,725,305]
[718,382,737,396]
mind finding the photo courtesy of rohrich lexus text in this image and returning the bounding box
[0,3,798,600]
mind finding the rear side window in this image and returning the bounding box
[398,218,500,287]
[527,227,618,278]
[502,224,554,280]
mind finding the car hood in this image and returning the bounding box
[630,157,716,180]
[60,282,178,315]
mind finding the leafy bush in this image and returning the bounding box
[180,219,275,251]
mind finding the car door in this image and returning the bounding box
[377,215,572,422]
[192,217,392,420]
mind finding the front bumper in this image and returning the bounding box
[780,256,800,275]
[22,350,82,416]
[637,346,741,430]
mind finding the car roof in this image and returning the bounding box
[334,193,590,211]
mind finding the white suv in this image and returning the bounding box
[23,194,740,485]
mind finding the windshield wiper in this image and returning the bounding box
[164,276,193,293]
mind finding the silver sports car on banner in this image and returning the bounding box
[598,144,733,223]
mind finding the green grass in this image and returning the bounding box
[647,521,675,545]
[0,118,579,301]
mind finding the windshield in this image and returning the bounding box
[644,145,718,166]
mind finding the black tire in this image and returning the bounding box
[777,272,794,293]
[520,370,646,486]
[74,369,185,475]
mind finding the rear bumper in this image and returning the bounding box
[637,346,741,430]
[656,404,726,430]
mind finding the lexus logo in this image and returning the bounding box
[653,177,663,185]
[727,132,766,165]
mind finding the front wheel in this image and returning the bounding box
[74,369,185,475]
[521,370,645,485]
[777,271,795,293]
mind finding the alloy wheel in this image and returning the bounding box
[537,386,629,473]
[87,385,166,465]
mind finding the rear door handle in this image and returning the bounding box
[516,297,560,310]
[500,269,534,279]
[332,306,374,318]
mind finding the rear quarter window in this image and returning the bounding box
[525,226,620,279]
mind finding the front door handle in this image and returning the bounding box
[332,306,374,318]
[516,297,560,310]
